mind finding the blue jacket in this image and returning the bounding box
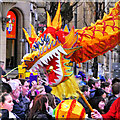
[19,94,30,114]
[12,100,25,120]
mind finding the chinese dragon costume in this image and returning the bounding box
[20,1,120,99]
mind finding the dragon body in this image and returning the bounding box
[20,1,120,99]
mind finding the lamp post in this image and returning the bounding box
[1,17,10,31]
[93,1,99,78]
[73,4,77,75]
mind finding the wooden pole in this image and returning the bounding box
[77,90,94,112]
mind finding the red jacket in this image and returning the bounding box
[102,97,120,120]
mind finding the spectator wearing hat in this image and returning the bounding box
[75,74,86,87]
[78,71,86,80]
[88,77,101,98]
[8,79,26,120]
[78,71,87,84]
[100,76,106,83]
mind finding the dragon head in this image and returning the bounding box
[21,3,82,86]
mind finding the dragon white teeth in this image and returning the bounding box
[54,74,63,84]
[56,68,61,71]
[41,60,48,65]
[36,65,40,70]
[35,67,38,70]
[29,46,66,83]
[54,79,60,84]
[49,54,53,59]
[58,46,67,55]
[56,56,59,59]
[56,60,60,64]
[56,64,60,67]
[42,59,48,65]
[53,52,57,57]
[31,69,34,72]
[58,72,63,76]
[53,70,62,76]
[55,55,60,59]
[45,59,48,63]
[47,56,51,61]
[53,70,60,75]
[38,62,43,67]
[57,75,63,79]
[37,64,40,69]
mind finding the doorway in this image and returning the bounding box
[6,39,17,69]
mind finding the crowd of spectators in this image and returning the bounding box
[0,63,120,120]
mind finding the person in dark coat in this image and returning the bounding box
[89,96,105,114]
[29,94,52,120]
[91,97,120,119]
[78,85,91,114]
[94,88,107,99]
[104,82,120,113]
[19,79,30,118]
[88,77,101,98]
[12,100,25,120]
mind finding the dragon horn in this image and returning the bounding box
[22,28,32,44]
[30,24,38,38]
[63,27,76,48]
[47,11,52,27]
[64,25,69,32]
[52,2,61,29]
[58,14,62,29]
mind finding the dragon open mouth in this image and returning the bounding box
[29,46,67,85]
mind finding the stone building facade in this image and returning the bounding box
[0,1,47,70]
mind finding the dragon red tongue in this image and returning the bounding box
[46,64,59,84]
[44,55,60,85]
[48,70,57,84]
